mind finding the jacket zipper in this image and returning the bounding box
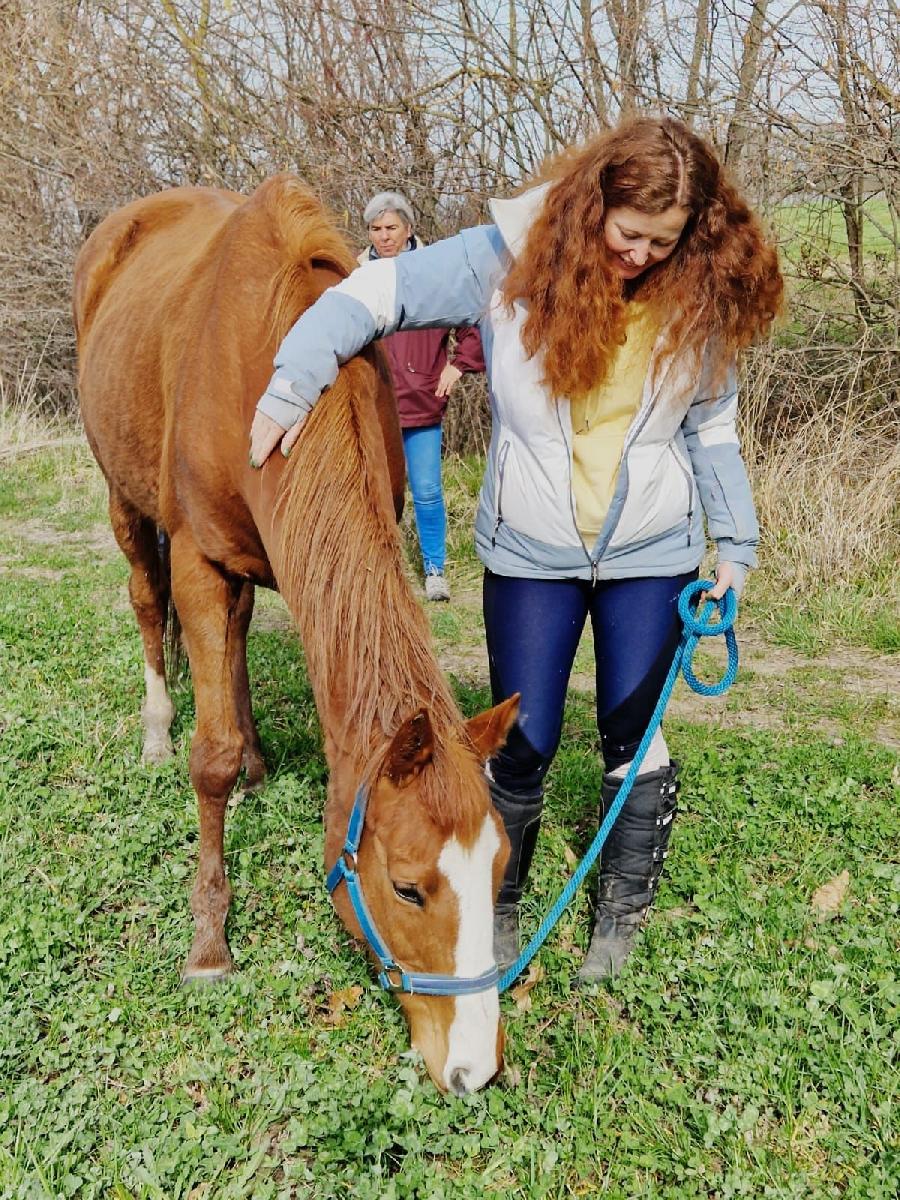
[554,402,596,578]
[492,440,511,547]
[668,444,695,546]
[583,387,658,571]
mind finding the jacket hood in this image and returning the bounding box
[488,183,552,257]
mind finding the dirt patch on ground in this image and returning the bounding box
[0,556,65,581]
[4,517,118,555]
[1,518,119,579]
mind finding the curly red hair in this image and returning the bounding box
[501,116,784,399]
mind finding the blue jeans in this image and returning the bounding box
[402,424,446,575]
[483,569,698,788]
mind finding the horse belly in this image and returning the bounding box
[79,314,168,522]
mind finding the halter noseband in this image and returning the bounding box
[326,785,500,996]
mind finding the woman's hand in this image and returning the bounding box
[249,410,303,468]
[703,561,736,602]
[435,363,462,398]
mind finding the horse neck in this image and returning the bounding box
[270,366,460,774]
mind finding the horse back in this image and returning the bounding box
[74,177,404,577]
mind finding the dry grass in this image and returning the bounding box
[0,356,77,458]
[742,341,900,595]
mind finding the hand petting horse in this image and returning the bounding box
[73,176,518,1095]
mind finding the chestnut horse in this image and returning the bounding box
[73,176,518,1094]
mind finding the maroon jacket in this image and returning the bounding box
[359,244,485,428]
[381,324,484,428]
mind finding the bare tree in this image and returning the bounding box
[725,0,770,172]
[0,0,895,436]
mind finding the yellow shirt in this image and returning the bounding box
[569,304,658,543]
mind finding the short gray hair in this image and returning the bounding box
[363,191,415,230]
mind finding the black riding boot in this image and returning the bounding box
[578,761,679,982]
[489,779,544,971]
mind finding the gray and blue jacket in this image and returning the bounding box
[259,186,759,587]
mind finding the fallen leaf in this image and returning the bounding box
[324,985,363,1025]
[510,962,545,1011]
[811,870,850,918]
[557,924,578,954]
[563,845,578,869]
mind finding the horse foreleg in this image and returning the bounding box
[171,531,243,982]
[231,580,266,791]
[108,491,175,764]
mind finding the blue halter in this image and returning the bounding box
[326,784,500,996]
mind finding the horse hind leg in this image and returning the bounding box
[108,491,176,764]
[171,529,246,982]
[231,580,266,791]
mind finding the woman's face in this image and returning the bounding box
[368,210,412,258]
[603,204,690,281]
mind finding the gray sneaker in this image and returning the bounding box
[424,572,450,602]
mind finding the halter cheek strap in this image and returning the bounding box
[326,785,500,997]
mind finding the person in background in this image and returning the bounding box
[360,191,485,602]
[250,118,782,980]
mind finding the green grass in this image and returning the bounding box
[770,195,896,334]
[774,196,894,261]
[2,445,898,1198]
[760,577,900,656]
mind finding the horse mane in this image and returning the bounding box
[263,179,486,836]
[274,373,486,835]
[272,359,461,743]
[252,174,358,345]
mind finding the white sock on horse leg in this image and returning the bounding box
[609,729,669,779]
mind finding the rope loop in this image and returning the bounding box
[677,578,738,637]
[677,579,739,698]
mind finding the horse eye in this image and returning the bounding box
[392,882,425,908]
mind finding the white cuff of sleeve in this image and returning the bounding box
[257,374,314,430]
[719,561,748,599]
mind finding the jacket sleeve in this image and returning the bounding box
[681,350,759,586]
[258,225,505,429]
[451,325,486,374]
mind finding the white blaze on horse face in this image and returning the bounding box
[437,813,502,1095]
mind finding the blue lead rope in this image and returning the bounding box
[498,578,739,993]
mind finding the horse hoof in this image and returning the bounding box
[142,736,174,765]
[240,772,267,797]
[181,965,232,988]
[241,754,267,793]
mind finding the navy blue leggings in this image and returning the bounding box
[483,569,697,791]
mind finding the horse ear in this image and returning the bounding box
[464,693,520,762]
[385,709,434,785]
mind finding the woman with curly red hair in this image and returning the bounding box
[251,116,783,981]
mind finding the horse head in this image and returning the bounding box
[326,694,519,1094]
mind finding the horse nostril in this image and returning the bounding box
[449,1067,472,1096]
